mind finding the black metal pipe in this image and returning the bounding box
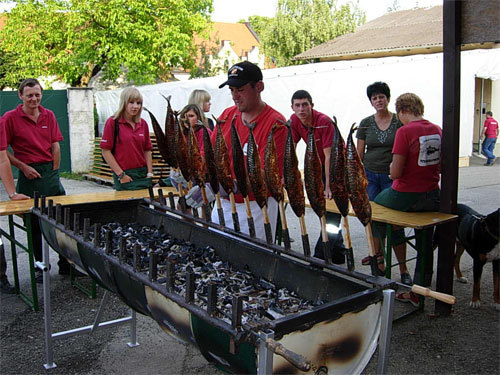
[55,204,62,224]
[207,283,217,316]
[133,243,141,272]
[166,261,174,292]
[73,213,80,235]
[93,223,101,246]
[149,251,158,281]
[168,192,175,210]
[47,199,54,220]
[105,229,113,254]
[185,271,195,303]
[83,218,90,241]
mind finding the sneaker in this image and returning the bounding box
[491,158,496,166]
[0,276,16,294]
[484,162,491,166]
[401,273,413,286]
[395,291,419,307]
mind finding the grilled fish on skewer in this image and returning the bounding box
[245,121,268,209]
[188,124,206,187]
[304,126,325,218]
[174,113,192,184]
[329,118,354,270]
[264,124,284,203]
[304,125,330,262]
[345,123,371,226]
[231,117,250,198]
[203,125,223,225]
[214,120,234,196]
[245,120,272,243]
[231,117,256,237]
[144,108,168,167]
[345,122,381,275]
[214,120,239,231]
[265,123,290,250]
[283,121,310,256]
[329,119,349,218]
[159,94,178,169]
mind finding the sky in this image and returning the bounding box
[211,0,443,23]
[1,1,444,21]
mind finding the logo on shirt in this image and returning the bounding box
[418,134,441,166]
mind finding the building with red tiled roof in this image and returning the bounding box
[173,22,265,80]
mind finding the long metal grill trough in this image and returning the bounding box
[33,196,394,375]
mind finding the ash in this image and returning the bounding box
[90,222,321,325]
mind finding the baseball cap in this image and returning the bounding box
[219,61,263,89]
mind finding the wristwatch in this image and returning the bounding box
[146,172,154,178]
[118,171,125,180]
[9,192,18,199]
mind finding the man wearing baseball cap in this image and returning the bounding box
[211,61,287,240]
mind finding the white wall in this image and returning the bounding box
[492,80,500,157]
[67,88,94,172]
[94,48,500,166]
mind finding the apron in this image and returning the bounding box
[113,166,152,191]
[16,162,66,198]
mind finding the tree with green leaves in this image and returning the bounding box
[0,0,212,88]
[260,0,365,67]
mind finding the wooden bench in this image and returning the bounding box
[321,199,457,284]
[84,135,171,185]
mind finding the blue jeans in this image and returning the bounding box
[365,168,393,201]
[482,137,497,164]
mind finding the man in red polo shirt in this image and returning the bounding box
[481,111,498,166]
[212,61,287,240]
[0,120,29,293]
[290,90,345,264]
[2,78,71,280]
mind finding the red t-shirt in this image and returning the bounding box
[212,105,286,203]
[100,116,152,171]
[484,117,498,138]
[290,109,335,165]
[2,104,63,164]
[0,120,7,151]
[392,119,442,193]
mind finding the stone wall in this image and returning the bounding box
[67,88,94,173]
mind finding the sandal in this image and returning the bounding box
[361,254,385,266]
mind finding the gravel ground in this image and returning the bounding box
[1,156,499,375]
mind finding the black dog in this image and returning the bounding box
[455,204,499,309]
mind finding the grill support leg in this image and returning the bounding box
[41,237,139,370]
[377,289,395,375]
[127,310,139,347]
[257,330,274,375]
[42,237,56,369]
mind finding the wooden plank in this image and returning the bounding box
[87,134,171,183]
[0,187,178,216]
[306,199,457,229]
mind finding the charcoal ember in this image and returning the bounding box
[87,222,319,325]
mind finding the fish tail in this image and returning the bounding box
[159,94,172,105]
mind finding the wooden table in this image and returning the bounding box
[0,187,176,310]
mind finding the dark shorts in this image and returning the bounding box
[374,188,440,212]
